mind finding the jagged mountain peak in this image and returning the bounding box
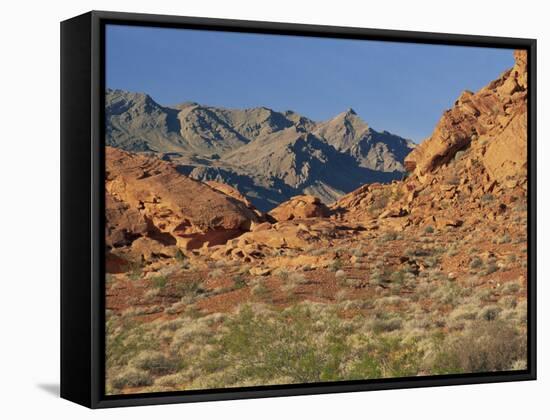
[106,88,164,113]
[105,88,413,210]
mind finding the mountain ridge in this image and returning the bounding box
[105,88,414,210]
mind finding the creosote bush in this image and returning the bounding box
[432,320,526,374]
[151,275,168,289]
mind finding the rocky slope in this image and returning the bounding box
[106,89,413,210]
[404,50,527,182]
[105,147,262,269]
[333,50,528,231]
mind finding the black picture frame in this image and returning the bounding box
[60,10,537,409]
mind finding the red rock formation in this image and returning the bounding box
[268,194,330,222]
[404,50,527,182]
[105,147,260,252]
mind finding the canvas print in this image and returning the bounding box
[104,24,529,395]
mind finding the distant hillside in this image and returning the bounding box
[106,89,414,211]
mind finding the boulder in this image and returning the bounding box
[269,195,330,221]
[106,147,260,250]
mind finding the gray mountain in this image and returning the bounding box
[313,108,416,172]
[106,89,415,211]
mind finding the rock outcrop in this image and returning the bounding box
[404,50,527,183]
[269,195,330,222]
[333,49,528,231]
[105,147,260,254]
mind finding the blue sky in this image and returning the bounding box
[106,24,514,142]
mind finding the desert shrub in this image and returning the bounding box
[449,305,478,321]
[446,244,459,257]
[380,231,399,242]
[174,249,187,262]
[405,247,432,258]
[154,372,190,388]
[281,281,297,295]
[110,367,152,390]
[144,288,160,300]
[232,275,247,289]
[445,174,461,185]
[453,150,466,162]
[130,350,180,375]
[431,281,464,306]
[106,321,153,370]
[499,296,518,310]
[208,268,224,278]
[482,263,499,276]
[368,191,390,215]
[335,270,346,280]
[496,234,512,244]
[208,305,352,383]
[481,193,494,203]
[391,188,404,201]
[127,261,143,281]
[432,320,526,374]
[370,269,390,287]
[424,256,441,268]
[370,317,403,333]
[309,248,327,256]
[374,296,404,308]
[288,272,308,285]
[174,279,204,297]
[343,278,363,288]
[506,254,517,263]
[335,290,349,302]
[474,288,494,302]
[214,259,227,268]
[272,268,289,280]
[424,225,435,234]
[349,336,423,379]
[251,282,270,299]
[330,258,343,271]
[501,281,521,295]
[469,256,484,269]
[151,275,168,289]
[511,359,527,370]
[350,247,365,257]
[390,270,406,285]
[478,305,501,321]
[165,300,187,315]
[515,300,528,324]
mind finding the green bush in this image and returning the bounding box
[469,257,483,269]
[432,320,526,374]
[479,305,501,321]
[151,275,168,289]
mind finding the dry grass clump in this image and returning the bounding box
[130,350,180,375]
[431,320,526,373]
[110,367,152,390]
